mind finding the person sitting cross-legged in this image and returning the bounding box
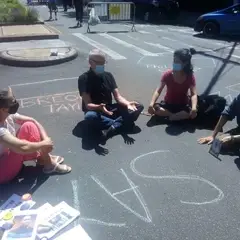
[0,87,71,185]
[148,48,198,121]
[78,49,144,138]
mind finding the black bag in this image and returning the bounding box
[194,94,227,128]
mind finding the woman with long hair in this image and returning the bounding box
[148,48,198,121]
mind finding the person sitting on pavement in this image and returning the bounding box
[78,49,144,138]
[0,87,71,184]
[198,94,240,147]
[148,48,198,121]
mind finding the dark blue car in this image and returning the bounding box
[194,3,240,37]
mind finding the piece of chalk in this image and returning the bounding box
[21,193,32,201]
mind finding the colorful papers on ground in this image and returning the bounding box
[36,201,80,240]
[0,195,83,240]
[2,210,39,240]
[0,194,35,230]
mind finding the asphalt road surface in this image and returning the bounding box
[1,5,240,240]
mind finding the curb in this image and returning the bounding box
[0,47,78,67]
[0,24,59,43]
[0,34,59,43]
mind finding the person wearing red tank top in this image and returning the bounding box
[148,48,198,121]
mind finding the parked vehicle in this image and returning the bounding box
[194,3,240,37]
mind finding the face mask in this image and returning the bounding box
[95,65,105,74]
[8,101,19,114]
[172,63,182,71]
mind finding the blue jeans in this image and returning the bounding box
[84,103,144,131]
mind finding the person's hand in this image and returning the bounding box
[190,108,197,119]
[148,105,155,115]
[100,103,113,116]
[41,138,53,152]
[220,135,232,146]
[127,101,138,112]
[197,136,214,145]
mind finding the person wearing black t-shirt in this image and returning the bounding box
[78,49,144,138]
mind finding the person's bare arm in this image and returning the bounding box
[112,88,130,107]
[212,115,228,138]
[82,92,102,111]
[149,82,165,106]
[189,85,197,110]
[0,133,46,154]
[13,114,48,140]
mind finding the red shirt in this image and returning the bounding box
[161,70,196,105]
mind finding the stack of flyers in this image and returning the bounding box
[1,210,39,240]
[0,194,35,229]
[36,201,80,239]
[0,194,35,216]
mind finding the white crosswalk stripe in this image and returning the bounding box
[73,33,126,60]
[98,33,158,56]
[71,25,240,61]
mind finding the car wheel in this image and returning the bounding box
[203,21,219,37]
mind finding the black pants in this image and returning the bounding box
[74,0,83,22]
[84,103,144,131]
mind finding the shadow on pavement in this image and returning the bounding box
[198,42,238,96]
[0,166,49,203]
[193,33,240,43]
[72,120,141,155]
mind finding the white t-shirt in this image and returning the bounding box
[0,113,19,156]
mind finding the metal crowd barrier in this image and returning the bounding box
[86,1,136,33]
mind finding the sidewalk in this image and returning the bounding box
[0,24,59,42]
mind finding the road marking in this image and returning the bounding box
[162,37,194,48]
[71,180,81,226]
[99,33,158,56]
[18,91,79,101]
[168,27,194,34]
[138,30,153,34]
[144,41,173,52]
[156,28,226,47]
[73,33,126,60]
[10,77,78,87]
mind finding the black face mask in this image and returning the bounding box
[8,101,19,114]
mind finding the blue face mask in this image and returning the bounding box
[172,63,182,71]
[95,65,105,74]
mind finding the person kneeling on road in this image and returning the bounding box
[78,49,144,138]
[148,48,198,121]
[0,87,71,184]
[198,94,240,148]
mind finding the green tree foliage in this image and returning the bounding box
[0,0,39,23]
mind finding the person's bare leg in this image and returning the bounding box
[169,111,189,121]
[37,155,64,165]
[38,152,71,173]
[155,107,173,117]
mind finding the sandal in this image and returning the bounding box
[43,162,72,175]
[37,155,64,166]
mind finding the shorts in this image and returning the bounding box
[48,2,57,11]
[154,101,191,114]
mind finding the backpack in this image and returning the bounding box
[194,94,227,128]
